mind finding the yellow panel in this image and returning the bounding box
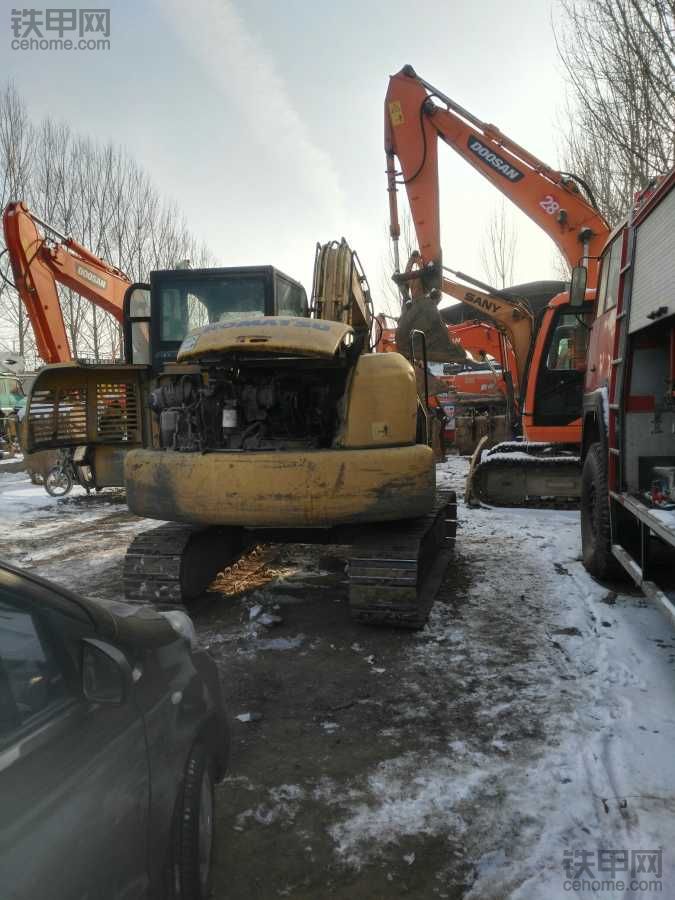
[125,445,435,528]
[389,100,405,126]
[338,353,418,448]
[178,316,353,360]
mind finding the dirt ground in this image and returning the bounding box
[2,457,675,899]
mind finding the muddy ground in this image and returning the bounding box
[2,458,674,899]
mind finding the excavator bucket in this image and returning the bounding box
[395,297,466,363]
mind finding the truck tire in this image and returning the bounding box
[171,741,216,900]
[580,442,619,579]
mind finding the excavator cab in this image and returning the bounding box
[123,267,308,370]
[23,267,310,485]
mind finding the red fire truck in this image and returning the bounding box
[575,167,675,618]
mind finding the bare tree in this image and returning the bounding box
[480,199,518,289]
[0,84,36,365]
[556,0,675,224]
[0,81,216,367]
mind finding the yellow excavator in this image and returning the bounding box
[22,240,457,627]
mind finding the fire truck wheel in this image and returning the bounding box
[581,442,620,579]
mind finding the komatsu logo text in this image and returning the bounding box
[76,265,107,290]
[468,137,524,182]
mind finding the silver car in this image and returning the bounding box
[0,561,228,899]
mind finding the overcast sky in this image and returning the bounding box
[3,0,570,313]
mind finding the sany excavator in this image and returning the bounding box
[376,311,516,453]
[3,201,131,363]
[385,65,611,505]
[20,238,457,628]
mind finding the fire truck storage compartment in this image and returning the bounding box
[624,319,675,494]
[629,184,675,334]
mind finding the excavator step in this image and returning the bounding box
[347,489,457,628]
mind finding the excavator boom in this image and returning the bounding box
[385,65,610,290]
[3,202,130,363]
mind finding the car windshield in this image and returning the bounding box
[159,276,267,343]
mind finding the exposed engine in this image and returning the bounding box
[150,364,348,452]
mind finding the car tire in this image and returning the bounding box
[581,442,620,579]
[172,741,216,900]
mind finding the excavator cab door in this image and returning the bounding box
[532,303,593,427]
[123,284,151,365]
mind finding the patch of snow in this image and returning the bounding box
[235,784,306,831]
[256,634,305,651]
[329,752,489,868]
[327,456,675,894]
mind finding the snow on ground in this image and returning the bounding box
[0,470,152,596]
[324,458,675,898]
[2,459,675,898]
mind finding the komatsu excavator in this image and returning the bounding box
[21,239,457,628]
[385,65,611,504]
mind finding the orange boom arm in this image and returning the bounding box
[3,201,131,363]
[385,65,610,292]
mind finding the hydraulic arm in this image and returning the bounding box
[3,201,131,363]
[385,65,610,294]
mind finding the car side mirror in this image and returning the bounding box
[569,266,588,308]
[82,638,133,704]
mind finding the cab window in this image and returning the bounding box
[275,276,307,317]
[547,312,592,371]
[159,278,267,343]
[597,236,621,314]
[160,289,211,342]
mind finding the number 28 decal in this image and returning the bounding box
[540,195,560,215]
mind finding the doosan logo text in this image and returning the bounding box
[468,137,524,182]
[76,265,107,290]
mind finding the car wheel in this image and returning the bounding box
[173,742,216,900]
[581,442,620,579]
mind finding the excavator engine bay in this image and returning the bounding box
[150,362,349,453]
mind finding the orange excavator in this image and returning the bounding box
[377,314,515,452]
[385,65,611,504]
[2,201,131,363]
[3,201,139,486]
